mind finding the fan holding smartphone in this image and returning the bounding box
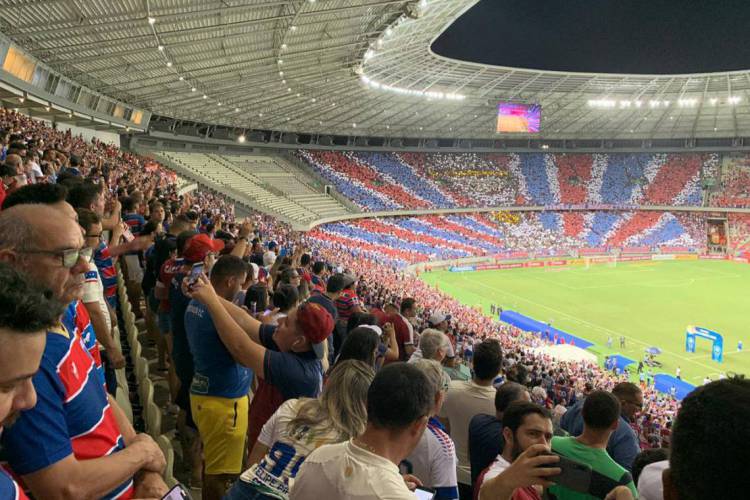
[476,402,560,500]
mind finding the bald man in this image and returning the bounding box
[0,205,168,500]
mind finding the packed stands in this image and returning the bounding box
[0,106,746,500]
[297,151,715,211]
[715,154,750,207]
[307,211,706,269]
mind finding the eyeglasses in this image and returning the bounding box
[19,246,94,268]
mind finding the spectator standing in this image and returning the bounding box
[440,339,503,498]
[186,255,253,500]
[550,391,637,499]
[307,272,343,361]
[0,204,167,499]
[408,328,450,364]
[560,382,642,472]
[224,360,374,500]
[333,274,363,353]
[469,382,531,487]
[290,363,436,500]
[405,359,459,500]
[388,297,418,360]
[662,377,750,500]
[0,263,65,499]
[477,402,559,500]
[186,272,334,451]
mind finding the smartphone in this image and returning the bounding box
[413,486,436,500]
[122,227,135,242]
[188,263,204,286]
[541,452,592,493]
[162,484,191,499]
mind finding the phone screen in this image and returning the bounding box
[122,228,135,242]
[413,487,436,500]
[189,263,204,284]
[161,484,189,499]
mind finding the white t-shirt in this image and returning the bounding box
[404,420,458,499]
[289,440,413,500]
[82,262,111,347]
[637,459,668,500]
[439,379,497,485]
[239,399,343,499]
[480,454,511,499]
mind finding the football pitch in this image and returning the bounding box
[419,260,750,384]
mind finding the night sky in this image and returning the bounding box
[432,0,750,74]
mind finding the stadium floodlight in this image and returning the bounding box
[178,76,184,81]
[290,25,297,31]
[158,45,164,51]
[191,87,196,92]
[352,123,357,128]
[237,134,246,143]
[166,61,172,67]
[385,27,393,36]
[279,71,284,76]
[710,97,718,105]
[202,94,208,99]
[281,43,288,50]
[147,16,156,25]
[728,96,741,105]
[364,49,375,60]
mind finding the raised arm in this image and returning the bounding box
[189,275,267,376]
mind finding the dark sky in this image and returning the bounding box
[432,0,750,74]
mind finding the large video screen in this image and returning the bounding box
[496,103,541,133]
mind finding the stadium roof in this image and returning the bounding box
[2,0,750,140]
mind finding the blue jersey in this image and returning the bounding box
[185,300,253,398]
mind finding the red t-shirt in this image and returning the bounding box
[386,313,413,361]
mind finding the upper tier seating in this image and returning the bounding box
[297,151,715,211]
[151,152,349,222]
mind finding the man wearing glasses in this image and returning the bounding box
[0,204,167,499]
[559,382,643,472]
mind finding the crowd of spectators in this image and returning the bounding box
[297,151,714,212]
[0,107,748,500]
[308,211,705,268]
[714,157,750,208]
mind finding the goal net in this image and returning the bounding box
[583,255,618,269]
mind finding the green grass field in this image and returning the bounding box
[419,260,750,384]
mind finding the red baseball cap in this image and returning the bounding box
[183,233,225,264]
[297,301,334,359]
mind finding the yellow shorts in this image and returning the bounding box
[190,394,249,475]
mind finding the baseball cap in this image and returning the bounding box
[297,302,334,359]
[182,233,225,264]
[428,311,451,326]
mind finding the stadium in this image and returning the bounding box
[0,0,749,499]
